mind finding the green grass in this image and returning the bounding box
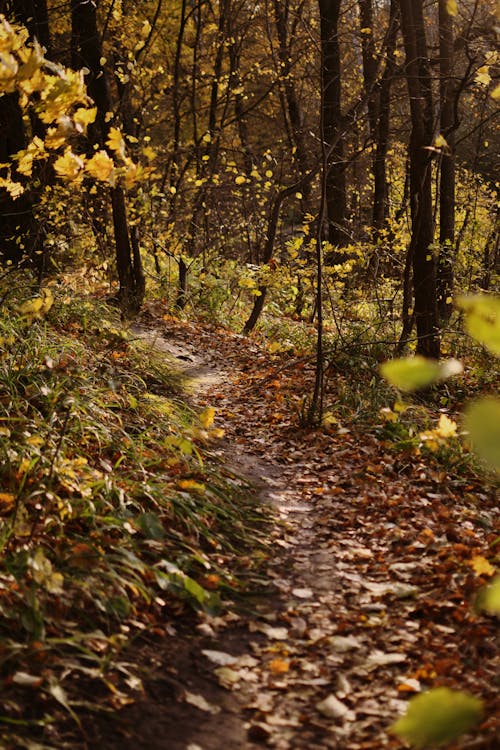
[0,285,271,746]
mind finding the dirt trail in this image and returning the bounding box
[101,318,499,750]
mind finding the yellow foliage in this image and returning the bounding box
[53,148,85,183]
[15,136,47,176]
[73,106,97,131]
[0,175,23,198]
[106,127,126,159]
[86,150,116,184]
[15,288,54,322]
[199,407,216,429]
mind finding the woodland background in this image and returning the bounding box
[0,1,498,748]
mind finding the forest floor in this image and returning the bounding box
[87,310,499,750]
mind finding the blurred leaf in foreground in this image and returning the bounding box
[391,687,484,748]
[380,356,462,392]
[464,397,500,472]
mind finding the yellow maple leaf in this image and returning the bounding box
[85,150,115,184]
[73,106,97,131]
[436,413,457,438]
[469,556,496,577]
[106,126,126,159]
[53,147,85,182]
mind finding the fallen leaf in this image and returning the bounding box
[269,658,290,674]
[291,587,314,599]
[366,650,407,669]
[184,691,221,714]
[201,649,237,666]
[259,624,289,640]
[328,635,362,652]
[213,666,241,687]
[317,694,355,720]
[469,555,495,577]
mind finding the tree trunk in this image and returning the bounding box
[319,0,348,249]
[70,0,144,314]
[372,0,399,230]
[0,0,48,269]
[274,0,311,202]
[437,0,455,323]
[398,0,440,359]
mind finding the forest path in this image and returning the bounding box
[101,314,498,750]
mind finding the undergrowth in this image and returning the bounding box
[0,286,270,747]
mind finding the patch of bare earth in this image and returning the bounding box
[91,315,499,750]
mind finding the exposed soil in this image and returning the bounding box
[87,314,499,750]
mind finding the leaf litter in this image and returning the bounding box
[3,307,497,750]
[81,311,498,750]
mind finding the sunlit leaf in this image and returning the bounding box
[477,575,500,614]
[458,295,500,355]
[199,406,216,428]
[106,126,126,159]
[85,150,115,184]
[391,688,484,748]
[475,66,492,87]
[446,0,458,16]
[178,479,205,493]
[469,555,495,577]
[381,357,440,391]
[434,134,448,149]
[0,492,15,513]
[53,147,85,182]
[464,397,500,471]
[435,414,457,438]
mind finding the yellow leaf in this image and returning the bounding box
[53,147,85,182]
[142,145,156,161]
[492,83,500,101]
[475,66,491,87]
[210,427,225,439]
[469,556,495,577]
[16,297,44,316]
[106,127,126,159]
[235,175,246,185]
[73,106,97,131]
[436,413,457,438]
[141,20,152,38]
[446,0,458,16]
[269,658,290,674]
[85,150,115,184]
[199,407,216,428]
[178,479,206,493]
[0,492,15,513]
[434,134,448,149]
[0,176,23,198]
